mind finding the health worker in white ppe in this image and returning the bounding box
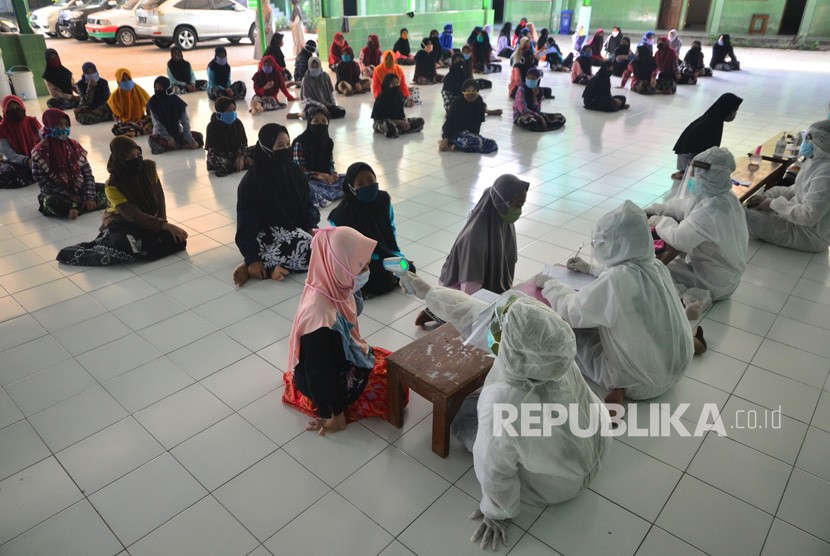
[537,200,695,407]
[646,146,748,319]
[745,119,830,252]
[398,272,611,551]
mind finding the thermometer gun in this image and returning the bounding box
[383,257,413,294]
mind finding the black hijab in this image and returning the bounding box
[583,62,613,101]
[673,93,743,154]
[429,31,442,64]
[107,136,159,215]
[146,76,187,141]
[684,42,703,66]
[167,46,192,83]
[371,74,405,120]
[292,106,333,174]
[472,31,492,65]
[329,162,400,258]
[76,62,110,108]
[42,49,74,95]
[393,29,410,56]
[264,33,287,68]
[238,123,309,231]
[205,96,247,153]
[576,48,593,74]
[442,55,466,96]
[444,79,485,137]
[632,45,657,80]
[467,26,483,46]
[207,47,231,87]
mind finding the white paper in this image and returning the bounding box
[542,264,597,291]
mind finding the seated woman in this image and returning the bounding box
[328,32,348,72]
[496,22,513,58]
[206,47,247,101]
[294,39,317,85]
[146,77,204,155]
[461,44,493,91]
[108,68,152,137]
[539,200,693,406]
[250,55,295,115]
[513,68,566,132]
[205,96,252,177]
[335,47,370,96]
[672,93,742,179]
[372,51,413,99]
[56,136,188,266]
[654,36,680,94]
[42,49,80,110]
[74,62,113,125]
[393,28,415,65]
[440,79,499,154]
[570,46,594,84]
[586,29,605,65]
[283,226,404,435]
[166,46,207,94]
[439,24,455,56]
[745,119,830,253]
[371,74,424,138]
[638,31,656,52]
[359,34,382,77]
[620,45,658,95]
[263,33,294,84]
[603,27,622,59]
[329,162,413,296]
[33,108,105,219]
[540,36,573,72]
[508,41,551,99]
[711,34,740,71]
[292,107,346,207]
[441,53,467,110]
[612,36,634,77]
[295,57,345,119]
[429,29,450,66]
[647,147,748,318]
[680,40,713,81]
[233,123,319,287]
[0,95,40,189]
[413,38,443,85]
[669,29,682,54]
[471,29,501,74]
[583,61,629,112]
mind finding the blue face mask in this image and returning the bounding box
[799,140,813,159]
[476,34,484,43]
[525,78,539,89]
[356,183,379,203]
[686,177,696,193]
[215,56,227,65]
[717,39,724,46]
[46,127,70,140]
[307,67,322,77]
[581,50,592,58]
[353,270,370,293]
[84,72,98,82]
[463,52,471,60]
[341,54,352,62]
[217,111,237,125]
[261,65,273,74]
[119,79,134,91]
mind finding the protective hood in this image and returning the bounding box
[690,146,735,198]
[592,200,652,266]
[808,118,830,159]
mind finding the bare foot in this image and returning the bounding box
[604,388,625,419]
[232,263,250,287]
[306,413,347,436]
[68,208,79,220]
[271,266,289,281]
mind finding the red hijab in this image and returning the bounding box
[30,108,86,192]
[655,36,678,73]
[329,32,348,66]
[0,95,41,157]
[363,34,381,66]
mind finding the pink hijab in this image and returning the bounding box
[288,226,377,370]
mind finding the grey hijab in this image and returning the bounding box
[439,174,529,293]
[301,57,335,106]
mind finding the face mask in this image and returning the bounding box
[463,91,479,100]
[402,33,408,40]
[215,56,227,65]
[462,52,471,60]
[84,72,98,82]
[486,329,497,354]
[717,39,724,46]
[309,123,328,136]
[612,30,619,37]
[353,270,370,293]
[272,146,292,164]
[119,80,134,91]
[47,58,61,68]
[261,65,273,74]
[124,156,143,173]
[217,111,237,125]
[799,140,813,159]
[307,67,322,77]
[47,127,71,140]
[686,177,696,193]
[476,35,484,43]
[356,183,379,203]
[500,207,522,224]
[525,78,539,89]
[581,50,591,58]
[6,110,24,123]
[341,54,352,62]
[647,38,654,45]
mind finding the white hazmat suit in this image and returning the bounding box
[745,119,830,252]
[538,200,694,400]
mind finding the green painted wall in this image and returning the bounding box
[715,0,785,35]
[0,34,48,97]
[363,0,408,16]
[588,0,659,33]
[803,0,830,37]
[502,1,554,29]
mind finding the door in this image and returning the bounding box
[779,0,807,35]
[343,0,356,16]
[658,0,683,30]
[683,0,710,31]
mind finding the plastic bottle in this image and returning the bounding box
[774,133,787,158]
[749,146,762,169]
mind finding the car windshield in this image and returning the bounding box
[122,0,143,9]
[141,0,167,9]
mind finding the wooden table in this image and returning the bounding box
[731,157,786,203]
[386,324,494,458]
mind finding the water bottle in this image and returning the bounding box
[749,146,762,169]
[773,133,787,158]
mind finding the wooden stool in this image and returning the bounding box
[386,323,494,457]
[749,14,769,35]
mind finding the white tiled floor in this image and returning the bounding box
[1,46,829,555]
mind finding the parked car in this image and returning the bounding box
[0,17,19,33]
[85,0,149,46]
[29,0,84,38]
[57,0,125,41]
[135,0,255,51]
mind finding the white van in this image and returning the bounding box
[135,0,255,51]
[29,0,84,38]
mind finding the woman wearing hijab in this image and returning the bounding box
[33,109,105,219]
[254,0,273,61]
[439,24,455,57]
[572,24,587,53]
[570,45,594,84]
[294,39,317,84]
[393,28,415,64]
[292,106,345,207]
[146,76,203,155]
[509,40,552,98]
[74,62,112,125]
[42,49,80,110]
[668,29,682,55]
[233,123,319,287]
[108,68,152,137]
[639,31,656,52]
[56,136,188,266]
[587,29,605,64]
[371,50,412,99]
[672,93,742,178]
[513,68,564,132]
[0,95,41,189]
[371,74,424,138]
[654,36,680,94]
[460,44,493,91]
[206,46,247,101]
[328,32,348,71]
[620,45,658,94]
[603,27,622,58]
[298,57,345,119]
[414,38,443,85]
[263,33,294,83]
[497,22,513,58]
[290,0,306,57]
[541,36,573,71]
[512,18,527,47]
[329,162,414,296]
[680,40,712,81]
[250,54,295,115]
[440,79,498,154]
[359,34,382,77]
[711,34,740,71]
[583,61,629,112]
[283,226,405,435]
[166,46,207,94]
[335,47,370,95]
[612,36,634,76]
[206,96,252,177]
[472,29,501,74]
[442,52,467,110]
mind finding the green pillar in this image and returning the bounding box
[707,0,725,38]
[796,0,819,41]
[11,0,33,34]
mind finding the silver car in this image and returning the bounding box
[135,0,255,51]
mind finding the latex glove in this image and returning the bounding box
[399,271,431,299]
[535,272,556,288]
[755,198,773,211]
[745,195,765,208]
[566,256,592,275]
[648,214,663,228]
[470,509,509,551]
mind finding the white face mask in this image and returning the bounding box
[611,30,619,37]
[308,67,322,77]
[353,270,370,293]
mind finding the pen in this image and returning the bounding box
[573,242,585,260]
